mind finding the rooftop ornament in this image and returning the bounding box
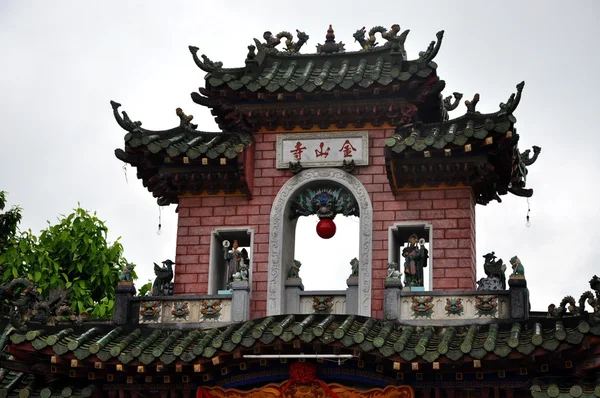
[287,260,302,280]
[548,275,600,325]
[0,279,87,331]
[349,258,359,278]
[119,263,135,283]
[477,252,507,291]
[259,29,309,54]
[353,24,411,58]
[188,46,223,73]
[441,92,463,121]
[316,25,345,54]
[152,259,175,296]
[110,101,198,135]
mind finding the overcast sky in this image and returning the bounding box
[1,1,599,312]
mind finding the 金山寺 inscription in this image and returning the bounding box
[276,131,369,169]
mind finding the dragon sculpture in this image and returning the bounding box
[548,275,600,324]
[261,30,309,53]
[0,279,86,331]
[441,92,463,121]
[353,24,410,58]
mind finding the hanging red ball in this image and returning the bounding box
[316,218,336,239]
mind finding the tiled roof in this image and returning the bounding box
[111,101,252,162]
[385,82,524,154]
[111,101,254,205]
[190,27,444,95]
[0,369,95,398]
[7,314,600,366]
[531,383,600,398]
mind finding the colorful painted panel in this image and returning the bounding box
[199,383,413,398]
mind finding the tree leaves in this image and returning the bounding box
[0,192,133,319]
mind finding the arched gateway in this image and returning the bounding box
[267,168,373,316]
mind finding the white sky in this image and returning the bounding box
[1,1,599,311]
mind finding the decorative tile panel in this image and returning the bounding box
[397,293,509,321]
[300,295,346,314]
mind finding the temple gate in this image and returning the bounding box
[2,22,599,398]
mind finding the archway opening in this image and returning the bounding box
[267,168,373,316]
[294,214,360,290]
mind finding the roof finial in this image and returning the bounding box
[326,24,335,42]
[317,24,345,54]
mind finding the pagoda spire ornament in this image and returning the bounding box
[316,24,345,54]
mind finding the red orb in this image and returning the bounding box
[316,218,336,239]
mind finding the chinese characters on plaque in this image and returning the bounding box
[276,131,369,169]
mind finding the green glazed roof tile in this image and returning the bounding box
[387,83,524,155]
[5,313,600,369]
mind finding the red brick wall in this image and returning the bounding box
[174,129,477,319]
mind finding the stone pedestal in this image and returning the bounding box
[285,279,304,314]
[114,282,136,325]
[508,276,529,320]
[231,282,250,322]
[384,279,403,321]
[346,277,359,315]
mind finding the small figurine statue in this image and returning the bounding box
[224,240,247,288]
[288,260,302,279]
[402,234,429,287]
[509,256,525,277]
[231,248,250,283]
[152,259,175,296]
[387,262,401,279]
[119,263,134,283]
[477,252,506,290]
[349,258,359,277]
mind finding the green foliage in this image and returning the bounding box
[0,191,22,252]
[137,280,153,297]
[0,193,133,319]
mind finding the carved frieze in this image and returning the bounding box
[200,299,223,319]
[411,296,434,318]
[170,302,190,321]
[397,294,508,321]
[312,296,334,313]
[299,295,346,315]
[139,301,161,324]
[474,295,498,318]
[445,298,464,316]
